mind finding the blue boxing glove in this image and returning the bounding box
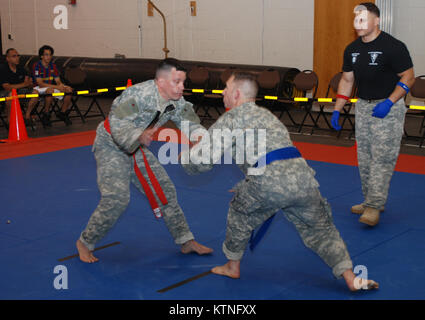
[372,98,394,118]
[331,110,342,131]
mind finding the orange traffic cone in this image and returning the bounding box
[6,89,28,142]
[126,79,133,88]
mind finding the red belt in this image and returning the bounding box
[104,118,168,218]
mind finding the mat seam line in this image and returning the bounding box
[352,228,412,259]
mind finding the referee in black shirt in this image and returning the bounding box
[331,2,415,226]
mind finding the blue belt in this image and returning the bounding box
[249,146,302,251]
[253,146,301,168]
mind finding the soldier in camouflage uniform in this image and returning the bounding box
[182,72,378,291]
[76,58,213,263]
[331,3,415,226]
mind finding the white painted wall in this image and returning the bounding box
[0,0,423,75]
[392,0,425,105]
[0,0,141,58]
[393,0,425,76]
[0,0,314,70]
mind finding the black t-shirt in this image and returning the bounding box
[342,31,413,100]
[0,63,29,87]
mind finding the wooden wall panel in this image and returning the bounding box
[313,0,374,97]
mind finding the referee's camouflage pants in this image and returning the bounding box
[355,98,406,209]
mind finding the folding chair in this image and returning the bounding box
[17,94,39,131]
[295,70,319,132]
[256,69,281,113]
[184,66,210,122]
[276,87,298,128]
[28,95,61,128]
[312,72,356,138]
[63,67,87,122]
[408,75,425,147]
[277,70,318,132]
[64,67,105,121]
[311,72,342,134]
[0,100,8,131]
[203,67,235,118]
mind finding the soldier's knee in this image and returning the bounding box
[99,194,130,213]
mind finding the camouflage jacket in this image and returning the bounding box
[182,101,296,176]
[107,80,201,154]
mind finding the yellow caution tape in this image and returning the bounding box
[410,105,425,110]
[318,98,333,102]
[1,84,423,114]
[25,94,39,98]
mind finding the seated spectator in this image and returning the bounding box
[29,45,73,126]
[0,48,39,125]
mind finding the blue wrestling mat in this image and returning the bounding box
[0,141,424,300]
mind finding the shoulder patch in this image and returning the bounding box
[113,97,139,119]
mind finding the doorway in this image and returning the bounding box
[0,14,3,55]
[313,0,375,97]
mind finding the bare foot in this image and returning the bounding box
[211,260,240,279]
[343,269,379,291]
[180,240,213,255]
[76,240,99,263]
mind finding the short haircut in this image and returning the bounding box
[5,48,17,56]
[155,58,186,79]
[357,2,380,17]
[38,45,54,59]
[231,71,259,99]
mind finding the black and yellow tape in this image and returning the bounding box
[0,86,127,103]
[185,88,425,110]
[1,86,424,111]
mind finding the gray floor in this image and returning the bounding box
[1,95,424,156]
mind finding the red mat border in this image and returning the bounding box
[1,129,424,175]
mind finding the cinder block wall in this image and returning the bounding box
[0,0,314,70]
[0,0,423,74]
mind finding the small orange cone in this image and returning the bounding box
[126,79,133,88]
[6,89,28,142]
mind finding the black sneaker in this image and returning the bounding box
[65,116,72,126]
[25,117,37,131]
[41,112,52,127]
[58,111,72,126]
[57,111,66,121]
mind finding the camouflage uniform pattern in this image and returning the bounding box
[79,80,203,251]
[182,102,353,278]
[355,98,406,209]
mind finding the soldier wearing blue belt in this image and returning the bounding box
[182,72,378,291]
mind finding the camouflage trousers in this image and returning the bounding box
[222,159,353,278]
[79,123,194,251]
[355,98,406,209]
